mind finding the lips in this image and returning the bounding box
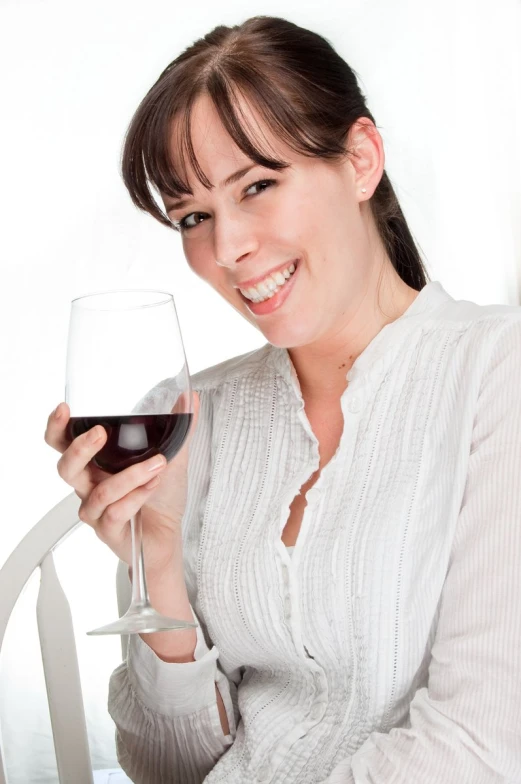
[238,258,300,316]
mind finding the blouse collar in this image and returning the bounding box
[266,280,454,395]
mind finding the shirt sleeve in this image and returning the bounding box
[108,603,240,784]
[321,316,521,784]
[108,382,240,783]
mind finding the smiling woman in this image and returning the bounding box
[119,18,428,357]
[101,13,521,784]
[121,17,428,289]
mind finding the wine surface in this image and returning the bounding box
[67,413,193,474]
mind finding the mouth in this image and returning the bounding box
[238,259,301,316]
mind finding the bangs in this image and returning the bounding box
[120,14,429,289]
[122,74,293,230]
[121,64,346,230]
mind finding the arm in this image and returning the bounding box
[322,317,521,784]
[108,542,239,783]
[108,384,239,783]
[126,538,230,735]
[109,614,239,784]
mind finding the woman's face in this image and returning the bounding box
[163,93,383,350]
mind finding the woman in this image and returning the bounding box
[45,15,521,784]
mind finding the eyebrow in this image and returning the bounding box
[164,164,257,213]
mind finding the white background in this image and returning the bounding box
[0,0,520,781]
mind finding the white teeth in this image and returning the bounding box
[239,262,298,302]
[254,282,268,296]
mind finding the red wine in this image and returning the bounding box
[67,413,193,474]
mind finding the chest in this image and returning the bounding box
[193,366,470,685]
[187,325,493,716]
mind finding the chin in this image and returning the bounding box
[259,323,317,350]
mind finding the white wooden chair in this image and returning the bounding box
[0,492,133,784]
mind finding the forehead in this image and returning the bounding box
[168,92,294,190]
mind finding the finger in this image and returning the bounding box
[44,402,72,453]
[168,390,200,456]
[78,452,167,525]
[185,390,200,446]
[56,424,108,495]
[94,474,165,544]
[192,389,200,421]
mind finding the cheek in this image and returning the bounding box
[259,201,306,251]
[184,247,213,283]
[271,179,324,246]
[185,251,240,303]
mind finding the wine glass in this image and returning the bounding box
[65,289,198,636]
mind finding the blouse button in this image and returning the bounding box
[257,761,272,782]
[310,703,325,721]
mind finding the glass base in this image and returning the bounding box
[87,606,199,636]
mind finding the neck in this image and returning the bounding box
[287,266,420,404]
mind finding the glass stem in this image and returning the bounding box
[129,510,151,611]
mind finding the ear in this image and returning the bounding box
[345,118,384,201]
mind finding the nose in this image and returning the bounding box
[213,211,259,269]
[215,256,251,269]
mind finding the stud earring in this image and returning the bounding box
[361,188,367,193]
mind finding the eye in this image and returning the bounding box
[172,212,205,233]
[174,179,277,233]
[244,179,276,197]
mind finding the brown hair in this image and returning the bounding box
[121,15,429,290]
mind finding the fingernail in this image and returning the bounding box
[148,456,167,471]
[54,404,62,420]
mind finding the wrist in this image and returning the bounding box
[143,531,184,576]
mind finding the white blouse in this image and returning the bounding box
[108,281,521,784]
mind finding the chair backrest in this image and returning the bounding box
[0,492,131,784]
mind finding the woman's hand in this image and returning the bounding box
[44,392,200,572]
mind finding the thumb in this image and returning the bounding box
[169,389,200,452]
[190,390,200,435]
[182,389,200,450]
[165,390,200,466]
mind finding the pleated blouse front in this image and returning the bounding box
[108,281,521,784]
